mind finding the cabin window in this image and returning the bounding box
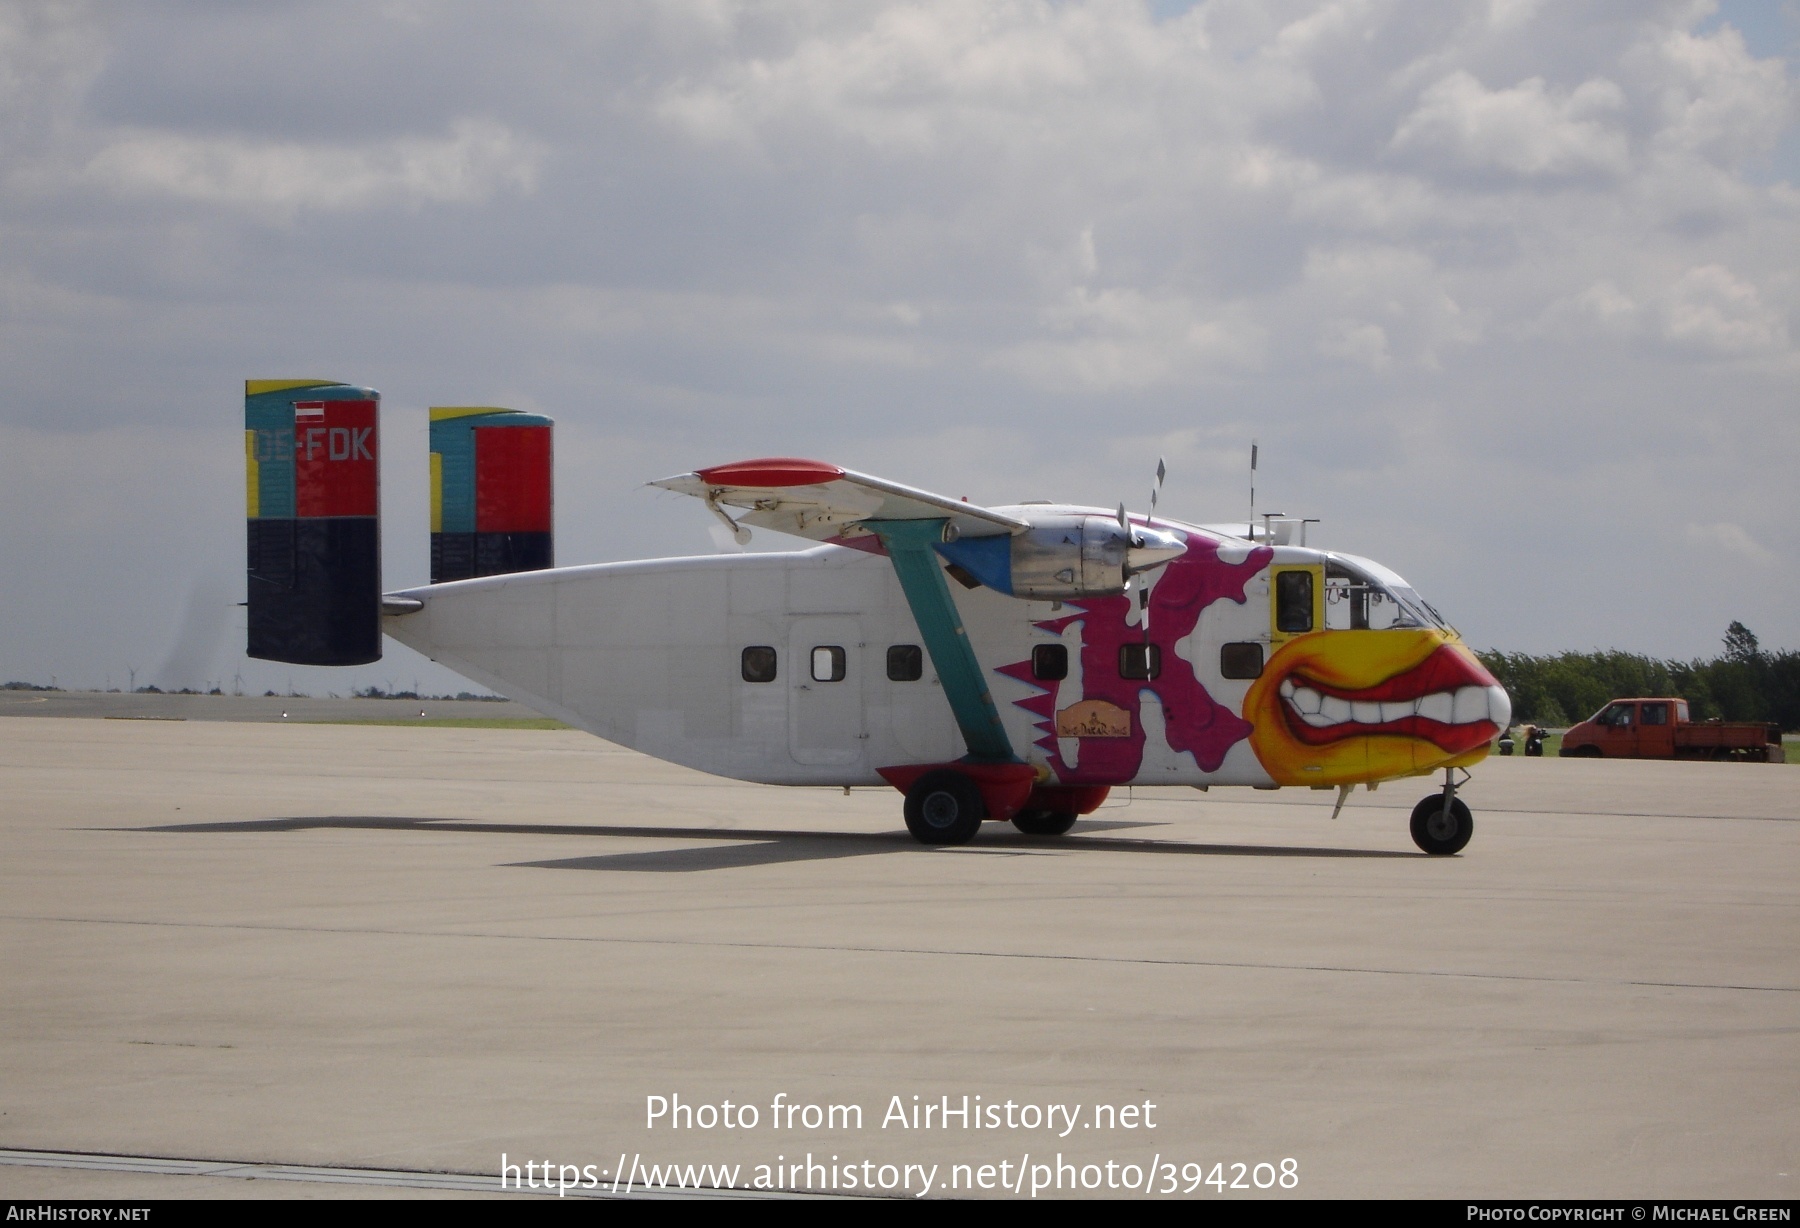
[1324,558,1443,632]
[1598,703,1633,727]
[1119,643,1160,680]
[811,645,847,683]
[741,646,777,683]
[1676,700,1690,723]
[1220,642,1264,679]
[1032,644,1068,681]
[1276,570,1314,633]
[887,644,923,681]
[1641,703,1669,726]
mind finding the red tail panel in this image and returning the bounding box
[475,425,552,534]
[293,400,379,519]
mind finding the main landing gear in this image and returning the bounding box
[1011,809,1078,836]
[894,767,1101,845]
[902,770,987,845]
[1410,767,1473,855]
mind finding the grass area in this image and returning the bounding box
[305,717,569,730]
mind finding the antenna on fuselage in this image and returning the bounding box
[1248,438,1258,540]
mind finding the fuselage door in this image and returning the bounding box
[788,616,866,767]
[1269,564,1325,643]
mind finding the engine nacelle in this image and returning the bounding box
[936,515,1185,600]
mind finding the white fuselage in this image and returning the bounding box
[383,527,1282,788]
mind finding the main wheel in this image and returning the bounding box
[1011,809,1078,836]
[904,770,986,845]
[1410,794,1473,855]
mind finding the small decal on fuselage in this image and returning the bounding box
[1055,699,1131,738]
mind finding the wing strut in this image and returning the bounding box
[866,519,1018,764]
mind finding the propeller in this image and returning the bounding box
[1119,456,1175,640]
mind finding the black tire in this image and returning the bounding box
[1410,794,1473,855]
[1011,809,1078,836]
[904,770,986,845]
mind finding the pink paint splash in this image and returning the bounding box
[997,533,1271,785]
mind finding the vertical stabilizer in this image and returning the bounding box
[245,380,382,665]
[428,407,554,583]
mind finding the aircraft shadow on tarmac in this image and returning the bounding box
[132,815,1421,873]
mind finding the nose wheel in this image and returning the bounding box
[1410,769,1473,855]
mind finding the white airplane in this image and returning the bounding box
[245,380,1510,854]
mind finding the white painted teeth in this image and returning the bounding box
[1283,683,1508,729]
[1451,685,1490,724]
[1417,692,1453,724]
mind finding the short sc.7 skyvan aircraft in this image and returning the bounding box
[244,380,1510,854]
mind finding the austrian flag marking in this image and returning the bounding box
[292,398,378,519]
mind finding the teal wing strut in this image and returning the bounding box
[866,519,1017,764]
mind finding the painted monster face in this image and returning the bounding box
[1245,629,1510,786]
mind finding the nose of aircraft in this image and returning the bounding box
[1125,527,1186,576]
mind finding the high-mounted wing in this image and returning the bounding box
[651,457,1030,545]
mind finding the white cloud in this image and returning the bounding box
[1684,521,1777,564]
[1538,280,1642,339]
[1391,70,1630,178]
[1636,23,1794,167]
[1298,246,1479,370]
[990,287,1267,391]
[83,118,542,215]
[1319,319,1391,370]
[1659,264,1789,356]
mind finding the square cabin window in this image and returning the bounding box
[887,644,923,681]
[1220,642,1264,680]
[811,645,847,682]
[1119,643,1161,680]
[741,646,777,683]
[1032,644,1069,681]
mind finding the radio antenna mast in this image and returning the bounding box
[1248,439,1258,540]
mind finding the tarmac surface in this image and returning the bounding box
[0,688,544,724]
[1,701,1795,1200]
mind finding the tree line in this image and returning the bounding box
[1477,623,1799,730]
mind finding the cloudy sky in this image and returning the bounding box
[2,0,1795,695]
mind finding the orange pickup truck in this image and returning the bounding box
[1559,698,1785,762]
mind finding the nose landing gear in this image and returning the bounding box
[1410,767,1473,855]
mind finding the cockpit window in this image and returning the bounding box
[1324,558,1452,632]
